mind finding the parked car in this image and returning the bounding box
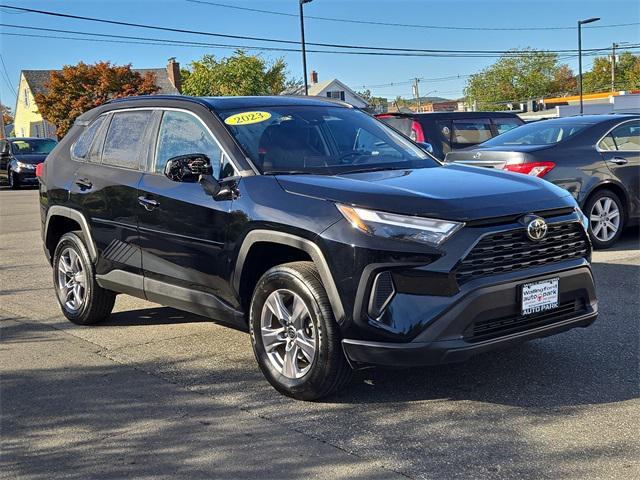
[0,137,57,189]
[445,115,640,249]
[39,95,597,400]
[376,111,524,160]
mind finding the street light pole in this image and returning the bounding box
[578,17,600,115]
[299,0,313,96]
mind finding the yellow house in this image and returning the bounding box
[13,59,182,139]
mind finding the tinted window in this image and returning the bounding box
[10,138,57,155]
[102,110,151,169]
[452,119,492,144]
[610,121,640,151]
[72,116,106,160]
[219,106,433,175]
[481,121,588,146]
[598,134,617,151]
[155,111,222,177]
[493,118,523,135]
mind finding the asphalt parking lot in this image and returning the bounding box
[1,186,639,479]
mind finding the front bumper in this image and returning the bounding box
[16,169,38,183]
[342,265,597,368]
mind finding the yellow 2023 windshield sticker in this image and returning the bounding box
[224,111,272,126]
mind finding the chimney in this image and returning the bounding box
[311,70,318,84]
[167,57,181,94]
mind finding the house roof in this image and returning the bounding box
[283,78,368,106]
[22,67,179,97]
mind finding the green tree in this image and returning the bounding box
[35,61,159,137]
[181,50,299,96]
[464,49,576,110]
[356,89,387,111]
[582,52,640,93]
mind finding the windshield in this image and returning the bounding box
[480,121,588,147]
[218,106,436,174]
[11,139,57,155]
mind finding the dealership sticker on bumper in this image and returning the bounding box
[521,278,559,315]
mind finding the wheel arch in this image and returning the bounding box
[233,230,346,323]
[44,206,98,263]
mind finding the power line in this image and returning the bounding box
[186,0,640,32]
[0,54,17,97]
[4,25,636,59]
[0,5,637,56]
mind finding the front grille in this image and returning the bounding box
[466,299,586,342]
[456,222,588,284]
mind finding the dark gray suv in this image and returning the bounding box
[446,115,640,248]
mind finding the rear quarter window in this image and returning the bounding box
[72,116,106,160]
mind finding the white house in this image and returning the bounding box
[285,71,368,109]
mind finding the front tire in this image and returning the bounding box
[585,189,625,249]
[8,169,20,189]
[53,231,116,325]
[250,261,352,400]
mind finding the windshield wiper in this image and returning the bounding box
[263,170,309,175]
[337,166,409,175]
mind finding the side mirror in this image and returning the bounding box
[417,142,434,154]
[164,154,212,182]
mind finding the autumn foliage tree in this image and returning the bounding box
[464,49,576,110]
[1,103,13,125]
[35,61,159,137]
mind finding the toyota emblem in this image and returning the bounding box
[526,216,548,241]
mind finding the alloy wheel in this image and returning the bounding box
[260,289,317,379]
[57,247,87,312]
[589,197,621,242]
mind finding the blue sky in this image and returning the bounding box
[1,0,639,109]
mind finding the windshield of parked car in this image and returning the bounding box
[10,139,57,155]
[480,121,588,146]
[218,105,436,174]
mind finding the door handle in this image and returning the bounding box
[75,178,93,190]
[608,157,628,165]
[138,196,159,211]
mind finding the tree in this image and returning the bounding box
[1,103,13,125]
[582,52,640,93]
[35,61,159,138]
[464,49,576,110]
[181,50,299,96]
[356,89,387,111]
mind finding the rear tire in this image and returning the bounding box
[250,261,352,400]
[585,189,625,249]
[53,231,115,325]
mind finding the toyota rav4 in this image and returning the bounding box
[39,96,598,400]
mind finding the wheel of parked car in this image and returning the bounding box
[249,261,352,400]
[53,232,116,325]
[585,189,625,249]
[8,168,20,189]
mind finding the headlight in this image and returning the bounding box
[17,161,35,169]
[336,204,464,246]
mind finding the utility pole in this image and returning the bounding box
[299,0,313,96]
[413,78,421,112]
[0,92,5,140]
[611,42,617,92]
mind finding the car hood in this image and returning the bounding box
[276,164,574,221]
[13,154,47,164]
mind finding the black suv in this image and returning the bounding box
[376,111,524,160]
[40,96,597,400]
[1,137,57,189]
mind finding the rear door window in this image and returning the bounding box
[102,110,152,169]
[492,117,523,135]
[452,119,493,145]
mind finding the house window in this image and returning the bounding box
[326,91,345,101]
[23,88,29,107]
